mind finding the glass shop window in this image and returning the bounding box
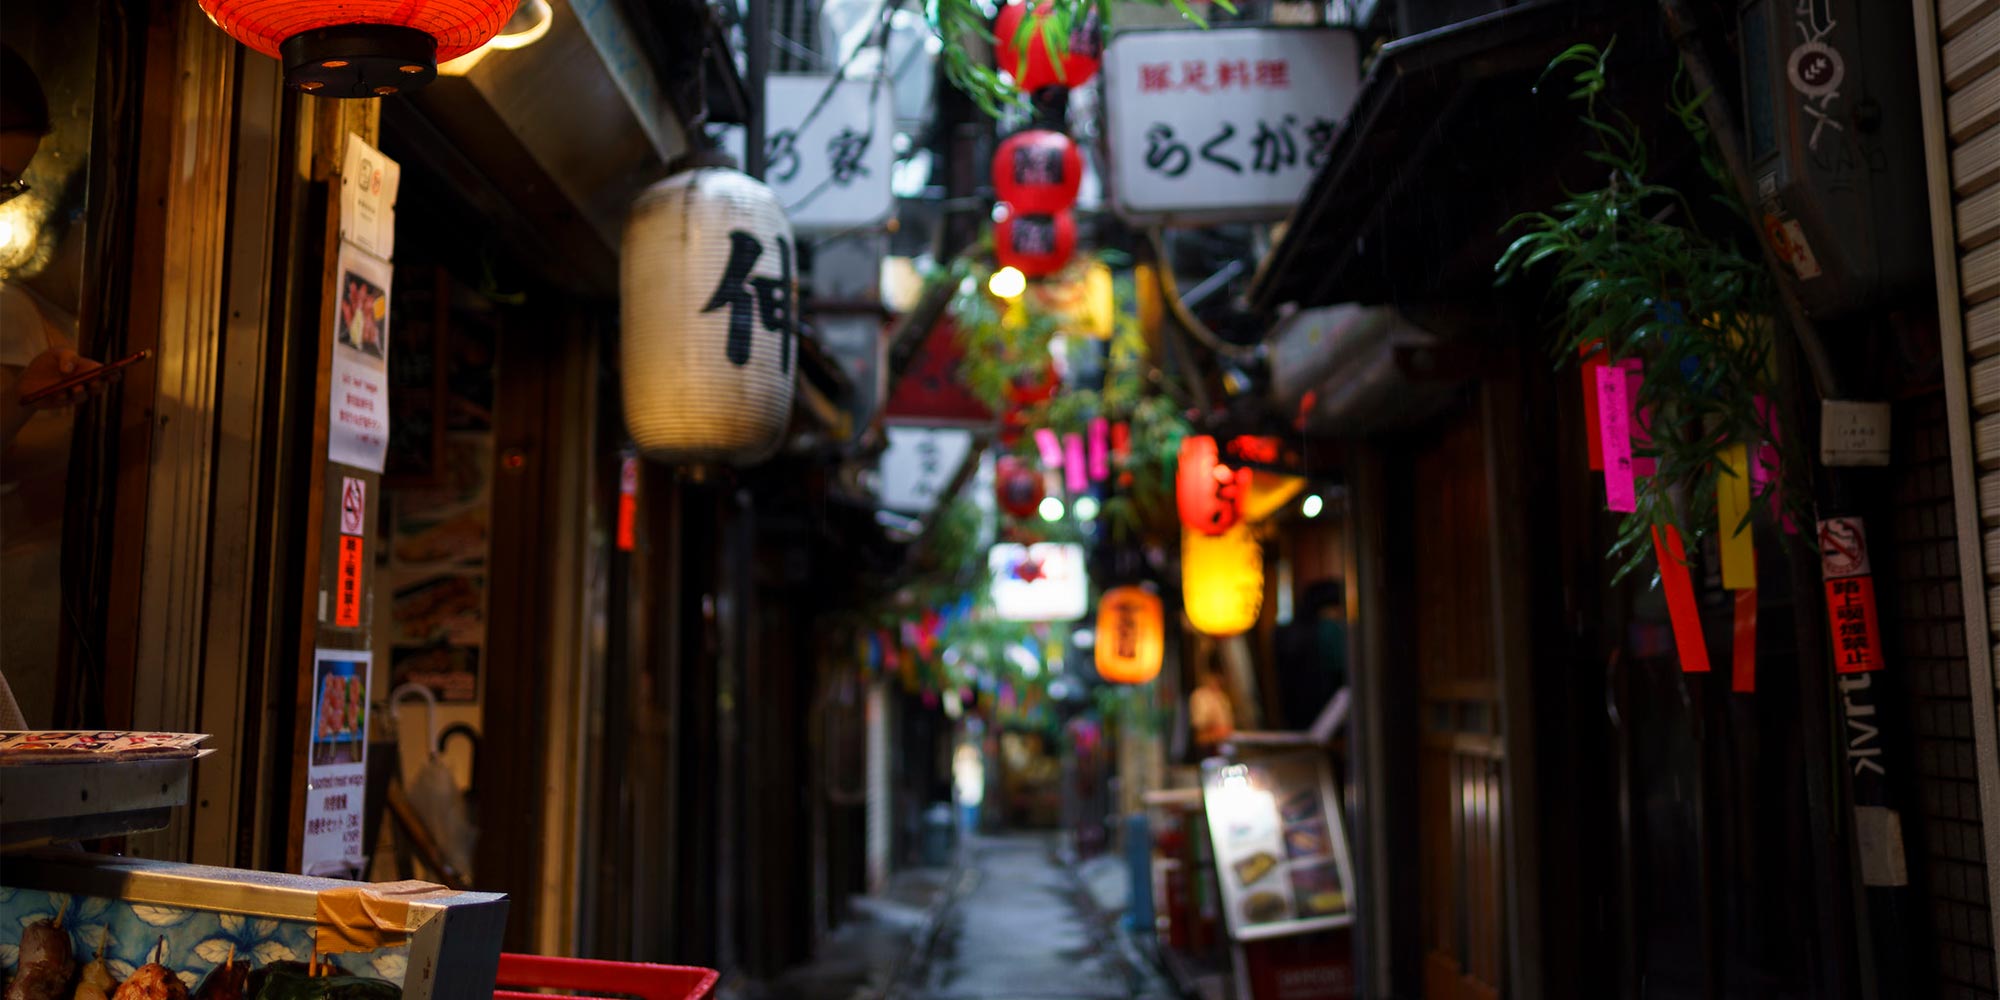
[0,9,105,726]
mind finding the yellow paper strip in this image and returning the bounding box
[1718,443,1755,590]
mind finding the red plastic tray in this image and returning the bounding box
[493,953,720,1000]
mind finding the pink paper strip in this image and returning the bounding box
[1088,417,1110,482]
[1597,366,1636,512]
[1620,359,1656,478]
[1034,427,1063,469]
[1754,395,1797,535]
[1064,433,1088,494]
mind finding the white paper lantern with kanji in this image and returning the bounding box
[622,166,798,465]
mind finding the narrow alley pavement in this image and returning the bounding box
[742,832,1175,1000]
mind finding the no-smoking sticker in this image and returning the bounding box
[340,476,366,536]
[1817,517,1869,579]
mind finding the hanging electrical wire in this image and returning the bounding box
[1146,226,1260,364]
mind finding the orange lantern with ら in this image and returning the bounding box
[1182,524,1264,636]
[1096,586,1164,684]
[1177,435,1251,535]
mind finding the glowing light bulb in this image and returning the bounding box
[1073,496,1099,521]
[1038,496,1064,522]
[988,266,1027,299]
[1301,494,1324,519]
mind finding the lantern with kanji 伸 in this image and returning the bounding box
[1182,524,1263,637]
[996,455,1045,519]
[622,164,798,466]
[1095,586,1164,685]
[1177,435,1251,535]
[994,2,1102,93]
[993,129,1082,214]
[995,208,1076,278]
[196,0,518,95]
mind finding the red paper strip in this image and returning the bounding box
[1652,525,1711,672]
[1580,343,1606,471]
[1732,586,1758,692]
[617,455,638,552]
[1824,576,1884,673]
[335,536,364,629]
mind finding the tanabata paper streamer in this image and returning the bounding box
[1035,427,1064,469]
[1717,443,1756,590]
[1595,366,1636,513]
[1621,359,1656,478]
[1733,584,1758,693]
[1065,433,1088,494]
[1580,342,1606,471]
[1753,395,1797,535]
[1652,525,1711,673]
[1089,417,1110,482]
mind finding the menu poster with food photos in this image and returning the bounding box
[1201,750,1357,941]
[303,650,371,878]
[387,433,492,703]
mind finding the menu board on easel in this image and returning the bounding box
[1200,749,1356,941]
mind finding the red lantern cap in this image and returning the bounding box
[995,2,1101,93]
[197,0,518,96]
[993,129,1083,214]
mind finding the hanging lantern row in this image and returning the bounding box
[621,165,798,466]
[995,2,1102,94]
[1096,586,1164,684]
[197,0,520,96]
[1177,435,1252,535]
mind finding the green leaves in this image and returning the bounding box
[928,0,1217,118]
[1496,42,1788,584]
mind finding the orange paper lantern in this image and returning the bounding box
[1182,524,1263,637]
[1095,586,1164,685]
[1177,435,1251,535]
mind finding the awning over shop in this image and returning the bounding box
[1249,0,1656,313]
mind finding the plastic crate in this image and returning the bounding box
[493,953,720,1000]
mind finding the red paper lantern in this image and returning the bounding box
[995,3,1102,92]
[993,129,1082,214]
[196,0,518,95]
[1177,435,1251,535]
[997,455,1045,519]
[995,207,1076,278]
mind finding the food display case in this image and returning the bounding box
[1,732,508,997]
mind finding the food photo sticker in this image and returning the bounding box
[309,659,368,768]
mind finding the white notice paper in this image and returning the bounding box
[339,135,400,260]
[302,649,371,877]
[330,241,392,473]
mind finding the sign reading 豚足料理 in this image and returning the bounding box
[1103,28,1361,223]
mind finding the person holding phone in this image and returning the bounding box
[0,44,112,456]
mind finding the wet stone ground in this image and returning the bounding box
[741,832,1174,1000]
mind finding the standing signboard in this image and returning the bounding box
[1102,28,1361,223]
[1199,750,1356,941]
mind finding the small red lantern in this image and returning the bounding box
[995,207,1076,278]
[1177,435,1251,535]
[196,0,518,96]
[994,129,1082,214]
[997,455,1045,519]
[995,2,1102,93]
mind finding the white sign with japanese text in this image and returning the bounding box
[338,135,400,260]
[878,424,976,513]
[1103,28,1361,222]
[722,74,897,231]
[990,542,1089,622]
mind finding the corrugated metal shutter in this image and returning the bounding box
[1920,1,2000,994]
